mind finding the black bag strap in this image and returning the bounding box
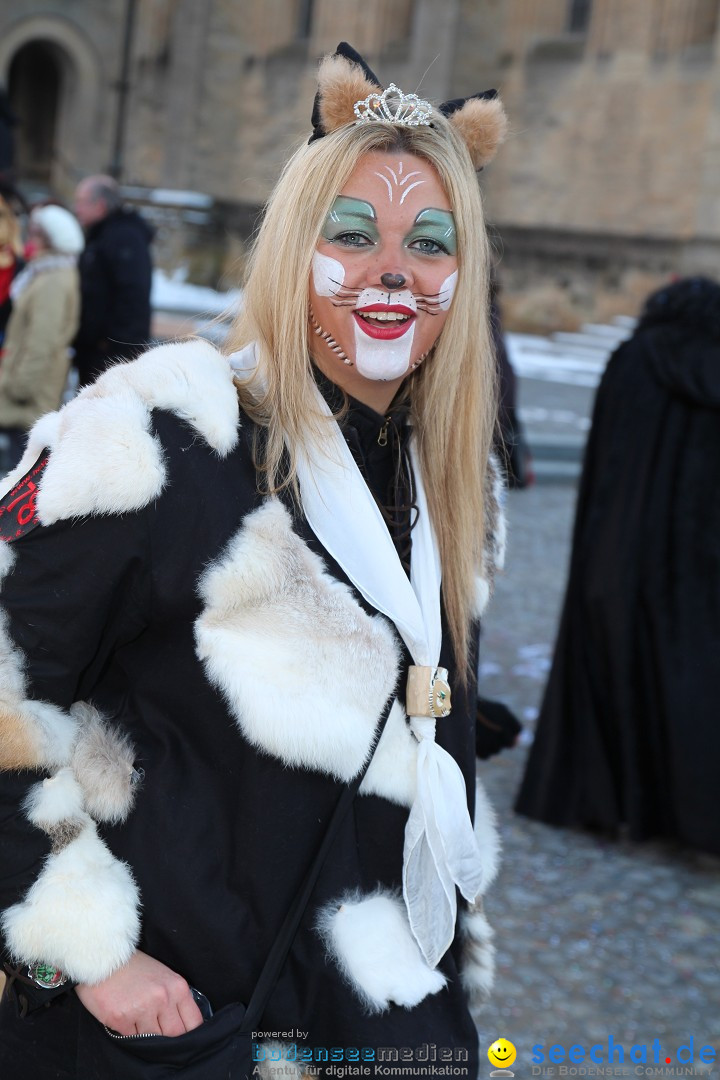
[240,691,396,1032]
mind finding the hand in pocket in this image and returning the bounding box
[76,949,204,1036]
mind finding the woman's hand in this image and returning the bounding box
[75,949,204,1036]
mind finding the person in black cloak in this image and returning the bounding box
[515,276,720,856]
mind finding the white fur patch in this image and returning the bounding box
[456,781,500,1008]
[195,500,399,780]
[359,699,417,807]
[24,767,84,828]
[473,778,501,891]
[0,555,77,770]
[458,900,495,1008]
[24,700,79,768]
[474,575,491,617]
[2,340,238,524]
[0,414,61,500]
[474,453,506,618]
[489,453,507,571]
[36,392,166,525]
[0,540,15,578]
[1,823,140,984]
[71,703,138,823]
[317,891,447,1012]
[0,605,26,705]
[83,340,239,457]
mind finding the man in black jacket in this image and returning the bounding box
[73,174,153,386]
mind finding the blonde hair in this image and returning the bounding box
[0,195,22,260]
[226,113,496,676]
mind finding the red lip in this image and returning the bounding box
[356,303,416,316]
[353,303,416,340]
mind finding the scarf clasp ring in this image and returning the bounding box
[407,665,452,718]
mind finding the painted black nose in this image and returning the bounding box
[380,272,407,291]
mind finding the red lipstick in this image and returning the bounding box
[353,303,416,339]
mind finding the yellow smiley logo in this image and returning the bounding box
[488,1039,517,1069]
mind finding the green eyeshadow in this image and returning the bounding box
[408,208,457,255]
[322,196,378,242]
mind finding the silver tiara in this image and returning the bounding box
[353,83,432,127]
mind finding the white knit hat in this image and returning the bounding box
[31,205,84,255]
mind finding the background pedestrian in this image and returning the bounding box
[72,174,153,386]
[0,203,83,471]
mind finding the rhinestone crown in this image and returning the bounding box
[353,83,432,128]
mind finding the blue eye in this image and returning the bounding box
[409,237,448,255]
[330,231,374,248]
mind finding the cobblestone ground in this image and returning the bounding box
[474,482,720,1076]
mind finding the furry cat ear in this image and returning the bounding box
[309,42,381,143]
[440,91,508,170]
[308,42,508,170]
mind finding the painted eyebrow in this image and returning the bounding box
[327,195,377,222]
[408,208,457,252]
[413,208,456,230]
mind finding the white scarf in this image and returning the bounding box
[229,345,485,968]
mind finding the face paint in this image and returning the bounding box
[309,151,459,393]
[312,251,345,298]
[321,196,378,243]
[372,161,426,205]
[353,286,417,380]
[438,270,458,311]
[409,209,457,256]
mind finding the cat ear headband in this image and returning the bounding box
[308,41,507,170]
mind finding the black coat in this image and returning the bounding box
[516,278,720,854]
[73,208,153,385]
[0,341,500,1078]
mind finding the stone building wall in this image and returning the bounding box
[2,0,720,326]
[455,0,720,326]
[482,0,720,240]
[0,0,460,202]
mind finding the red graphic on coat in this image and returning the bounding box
[0,456,49,541]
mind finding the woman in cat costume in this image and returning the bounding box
[0,43,507,1078]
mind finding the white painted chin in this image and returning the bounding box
[354,322,416,381]
[353,285,417,382]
